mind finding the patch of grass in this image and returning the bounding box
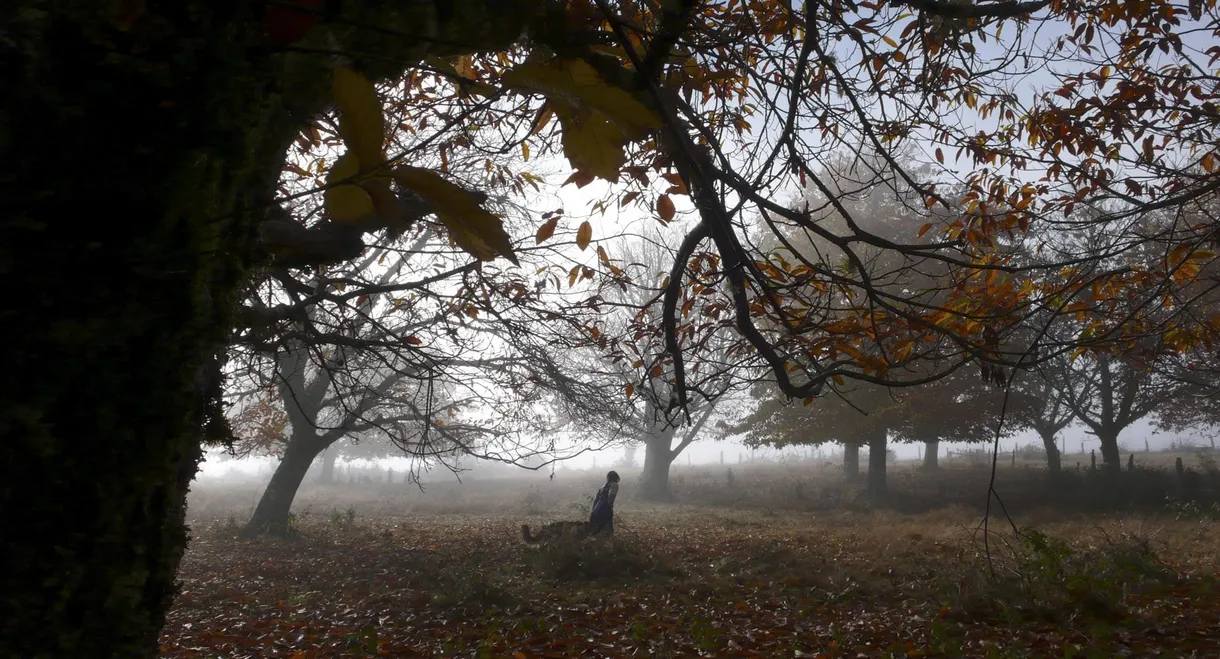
[948,526,1182,625]
[524,535,680,582]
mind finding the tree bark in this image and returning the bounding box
[866,429,888,494]
[1038,429,1062,476]
[923,438,939,471]
[639,427,677,501]
[0,3,547,656]
[1097,430,1122,472]
[843,442,861,480]
[246,433,329,535]
[0,8,293,657]
[317,447,339,484]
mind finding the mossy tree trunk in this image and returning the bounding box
[0,7,296,657]
[0,2,556,655]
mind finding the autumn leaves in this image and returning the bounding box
[324,56,667,266]
[325,66,519,264]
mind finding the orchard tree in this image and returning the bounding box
[1008,367,1077,476]
[595,227,755,500]
[6,1,1220,657]
[231,230,633,533]
[727,381,900,492]
[890,367,1011,471]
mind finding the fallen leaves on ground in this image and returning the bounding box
[160,507,1220,658]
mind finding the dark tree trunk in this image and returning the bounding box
[0,4,541,656]
[843,442,861,480]
[0,7,300,657]
[923,438,939,471]
[246,433,329,535]
[866,430,887,494]
[1097,431,1122,472]
[1038,429,1062,476]
[639,428,677,501]
[317,448,339,484]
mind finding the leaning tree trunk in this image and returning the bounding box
[246,433,331,535]
[317,447,339,484]
[866,429,888,495]
[639,427,678,501]
[923,438,939,471]
[0,8,296,657]
[843,442,861,480]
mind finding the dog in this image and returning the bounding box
[520,521,589,544]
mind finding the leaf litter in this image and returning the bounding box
[161,507,1220,658]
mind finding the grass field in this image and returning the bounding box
[162,457,1220,658]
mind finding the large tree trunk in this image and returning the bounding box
[0,4,544,656]
[1097,430,1122,472]
[0,8,295,657]
[923,438,939,471]
[1038,429,1062,476]
[246,433,330,535]
[639,427,677,501]
[317,447,339,484]
[866,429,888,494]
[843,442,861,480]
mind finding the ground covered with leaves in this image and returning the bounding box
[164,468,1220,658]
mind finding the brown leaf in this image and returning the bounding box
[657,194,676,222]
[576,221,593,251]
[536,216,560,245]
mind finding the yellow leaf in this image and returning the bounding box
[454,54,475,79]
[521,142,530,161]
[332,66,385,169]
[551,102,627,181]
[392,166,518,265]
[576,221,593,251]
[501,58,662,139]
[325,153,375,223]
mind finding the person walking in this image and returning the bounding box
[588,470,620,536]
